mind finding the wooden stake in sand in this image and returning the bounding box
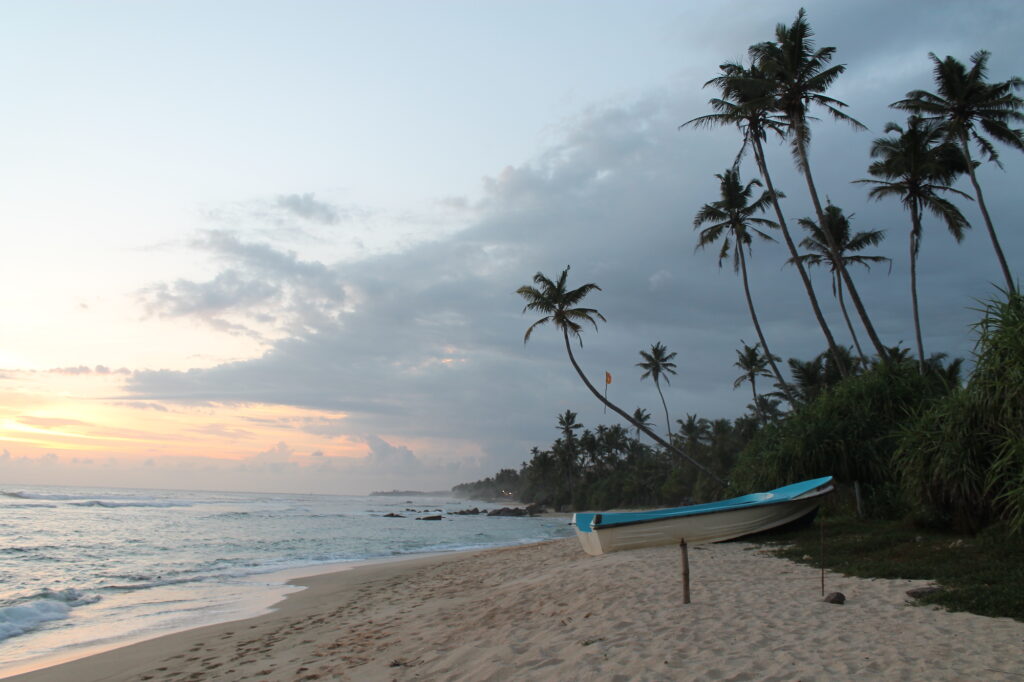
[820,510,825,597]
[680,538,691,604]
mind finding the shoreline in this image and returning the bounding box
[6,537,1024,681]
[0,541,544,680]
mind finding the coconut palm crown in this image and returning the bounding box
[748,8,866,166]
[892,50,1023,293]
[637,341,679,441]
[794,203,890,362]
[519,267,606,346]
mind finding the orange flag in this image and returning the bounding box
[605,371,612,385]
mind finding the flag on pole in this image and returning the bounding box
[603,372,611,412]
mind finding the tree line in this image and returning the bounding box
[454,9,1023,534]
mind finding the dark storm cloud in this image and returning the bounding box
[128,2,1024,476]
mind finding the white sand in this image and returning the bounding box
[6,538,1024,681]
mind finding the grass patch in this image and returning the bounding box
[757,516,1024,621]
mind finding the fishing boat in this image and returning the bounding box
[571,476,834,556]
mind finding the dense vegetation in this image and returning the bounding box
[455,9,1023,541]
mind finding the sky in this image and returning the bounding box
[1,0,1022,495]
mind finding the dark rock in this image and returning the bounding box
[525,504,545,516]
[416,515,443,521]
[382,513,405,518]
[454,508,482,515]
[487,507,527,517]
[823,592,846,604]
[906,586,943,599]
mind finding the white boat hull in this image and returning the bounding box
[573,496,823,556]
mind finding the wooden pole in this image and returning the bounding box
[820,507,825,597]
[680,538,691,604]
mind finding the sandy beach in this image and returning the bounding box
[6,537,1023,681]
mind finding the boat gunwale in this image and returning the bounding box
[573,478,834,533]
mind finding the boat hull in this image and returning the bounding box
[573,496,822,556]
[571,476,834,556]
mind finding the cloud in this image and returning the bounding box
[252,441,295,462]
[50,366,93,375]
[139,230,347,338]
[360,435,423,474]
[275,193,341,224]
[18,416,91,428]
[50,365,130,376]
[115,401,170,412]
[123,2,1023,485]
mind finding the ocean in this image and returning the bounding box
[0,485,573,675]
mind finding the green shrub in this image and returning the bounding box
[897,291,1024,532]
[731,360,951,513]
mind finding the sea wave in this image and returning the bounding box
[1,491,79,501]
[0,588,100,643]
[68,500,193,509]
[2,491,193,508]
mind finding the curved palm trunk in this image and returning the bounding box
[795,138,888,361]
[959,132,1016,294]
[909,203,926,375]
[736,245,794,404]
[750,138,847,373]
[654,380,673,442]
[836,275,867,363]
[560,330,727,487]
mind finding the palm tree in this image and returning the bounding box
[749,9,888,361]
[555,410,582,504]
[786,346,857,405]
[856,117,971,373]
[892,50,1023,293]
[682,60,847,370]
[637,342,678,441]
[631,407,653,441]
[694,168,795,402]
[676,414,711,455]
[733,341,777,417]
[517,267,726,485]
[793,203,890,363]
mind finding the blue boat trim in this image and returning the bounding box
[573,476,834,533]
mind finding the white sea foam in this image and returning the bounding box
[0,600,71,642]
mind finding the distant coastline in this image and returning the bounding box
[368,489,451,497]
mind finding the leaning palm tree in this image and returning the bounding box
[892,50,1023,293]
[749,9,888,361]
[855,117,971,373]
[517,267,726,485]
[793,203,891,363]
[682,60,847,370]
[694,168,794,403]
[733,341,777,419]
[637,342,678,441]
